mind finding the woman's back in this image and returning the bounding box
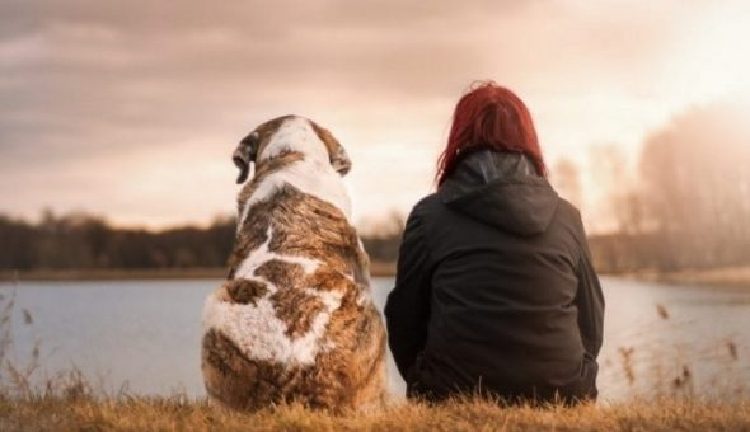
[386,150,601,402]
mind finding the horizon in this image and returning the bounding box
[2,1,750,234]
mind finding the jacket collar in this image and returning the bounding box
[438,149,559,236]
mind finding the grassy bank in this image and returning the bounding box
[4,264,750,287]
[0,262,398,282]
[624,265,750,290]
[2,396,750,431]
[0,268,226,282]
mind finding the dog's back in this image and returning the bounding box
[201,116,385,411]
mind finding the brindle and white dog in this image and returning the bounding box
[201,115,386,411]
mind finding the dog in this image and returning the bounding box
[201,115,386,411]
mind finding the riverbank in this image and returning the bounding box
[622,266,750,290]
[0,262,398,282]
[3,264,749,289]
[2,396,749,431]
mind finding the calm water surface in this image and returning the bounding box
[2,277,749,401]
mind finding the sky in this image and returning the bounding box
[1,0,749,232]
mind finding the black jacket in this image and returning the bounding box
[384,149,604,402]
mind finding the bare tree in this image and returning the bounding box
[639,103,750,268]
[550,158,583,210]
[588,144,642,234]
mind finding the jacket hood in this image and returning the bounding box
[439,149,559,236]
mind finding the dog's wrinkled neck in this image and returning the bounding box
[236,150,304,220]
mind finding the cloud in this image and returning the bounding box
[0,0,746,227]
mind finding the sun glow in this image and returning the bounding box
[1,1,749,231]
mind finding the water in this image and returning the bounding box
[2,277,749,401]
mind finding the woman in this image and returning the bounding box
[385,82,604,404]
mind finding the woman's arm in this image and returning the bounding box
[574,231,605,359]
[384,209,432,379]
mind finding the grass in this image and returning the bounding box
[2,394,750,431]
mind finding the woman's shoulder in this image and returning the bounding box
[409,192,444,218]
[553,197,589,245]
[555,197,582,222]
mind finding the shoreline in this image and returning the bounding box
[614,266,750,290]
[0,262,398,282]
[2,264,749,289]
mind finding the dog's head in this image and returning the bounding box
[232,115,351,184]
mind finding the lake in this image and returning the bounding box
[1,277,749,401]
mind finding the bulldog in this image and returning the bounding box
[201,115,386,411]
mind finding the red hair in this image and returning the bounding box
[436,81,546,186]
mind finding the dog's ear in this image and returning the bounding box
[311,123,351,176]
[329,141,352,176]
[233,131,259,184]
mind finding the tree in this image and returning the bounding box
[639,103,750,268]
[588,144,642,234]
[550,158,582,210]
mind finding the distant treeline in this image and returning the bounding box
[0,212,235,270]
[0,211,401,271]
[4,207,747,276]
[3,105,749,275]
[572,104,750,273]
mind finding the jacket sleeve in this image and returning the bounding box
[574,223,605,359]
[384,209,432,379]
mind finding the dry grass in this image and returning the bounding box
[2,395,750,432]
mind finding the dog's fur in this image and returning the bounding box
[201,115,386,411]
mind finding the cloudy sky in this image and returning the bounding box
[1,0,748,231]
